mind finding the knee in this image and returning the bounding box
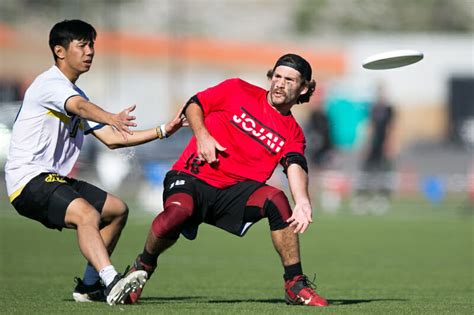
[247,186,292,231]
[115,201,129,228]
[111,195,129,217]
[151,193,194,239]
[102,195,129,223]
[251,186,292,220]
[263,189,292,231]
[163,192,194,218]
[117,201,129,221]
[67,201,101,228]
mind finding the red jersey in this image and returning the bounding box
[172,78,306,188]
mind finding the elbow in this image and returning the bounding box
[106,142,126,150]
[103,139,126,150]
[107,144,121,150]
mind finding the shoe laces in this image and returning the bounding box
[135,256,156,274]
[299,274,318,294]
[133,257,143,270]
[106,265,130,292]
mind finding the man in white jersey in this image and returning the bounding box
[4,19,185,305]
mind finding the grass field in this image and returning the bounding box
[0,196,472,314]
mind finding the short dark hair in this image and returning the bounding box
[49,19,97,61]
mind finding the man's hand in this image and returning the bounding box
[184,101,225,164]
[196,133,226,165]
[110,105,137,139]
[164,105,188,136]
[286,202,313,234]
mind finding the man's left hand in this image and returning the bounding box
[286,202,313,234]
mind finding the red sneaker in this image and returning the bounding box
[123,255,156,304]
[284,275,328,307]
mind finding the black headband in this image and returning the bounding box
[273,54,312,81]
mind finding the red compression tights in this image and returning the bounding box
[246,186,292,230]
[151,192,194,239]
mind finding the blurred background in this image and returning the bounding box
[1,0,473,214]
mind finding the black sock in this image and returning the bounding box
[284,262,303,280]
[140,248,158,267]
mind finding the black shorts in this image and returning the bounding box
[11,173,107,231]
[163,170,264,239]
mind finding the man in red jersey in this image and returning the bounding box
[124,54,328,307]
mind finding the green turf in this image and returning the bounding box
[0,197,472,314]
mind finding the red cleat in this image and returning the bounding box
[284,275,328,307]
[123,255,156,304]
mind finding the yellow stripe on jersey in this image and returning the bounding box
[47,109,71,124]
[47,109,85,130]
[9,185,25,202]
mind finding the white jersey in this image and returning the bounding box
[5,65,97,201]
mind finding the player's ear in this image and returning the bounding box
[54,45,66,60]
[299,81,309,96]
[266,69,273,81]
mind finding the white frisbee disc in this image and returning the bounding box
[362,49,424,70]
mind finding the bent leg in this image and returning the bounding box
[99,194,129,254]
[125,193,194,304]
[123,192,195,304]
[245,186,328,307]
[271,227,301,266]
[75,193,128,289]
[64,197,112,272]
[142,192,194,264]
[246,186,300,266]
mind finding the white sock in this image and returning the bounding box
[99,265,118,287]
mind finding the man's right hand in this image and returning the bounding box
[110,105,137,139]
[185,101,226,165]
[196,132,226,165]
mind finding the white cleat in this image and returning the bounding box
[106,270,148,306]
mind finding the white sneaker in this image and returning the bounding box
[105,270,148,305]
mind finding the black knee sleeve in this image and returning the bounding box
[243,201,289,231]
[264,200,289,231]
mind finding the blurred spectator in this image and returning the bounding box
[355,83,397,201]
[305,84,334,170]
[363,83,396,172]
[0,79,23,102]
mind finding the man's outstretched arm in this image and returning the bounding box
[92,105,186,149]
[286,163,313,234]
[65,95,137,138]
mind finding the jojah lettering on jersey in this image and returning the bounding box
[231,107,285,155]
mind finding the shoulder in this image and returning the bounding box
[217,78,245,88]
[200,78,265,102]
[204,78,250,94]
[223,78,265,94]
[232,78,262,90]
[287,115,305,138]
[27,67,52,87]
[33,67,69,89]
[38,66,61,81]
[24,69,52,96]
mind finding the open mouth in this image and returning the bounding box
[273,91,285,98]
